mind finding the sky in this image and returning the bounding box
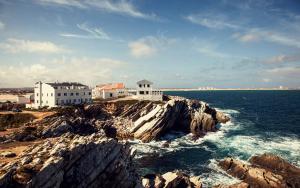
[0,0,300,88]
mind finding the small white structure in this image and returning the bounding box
[92,83,128,99]
[135,80,163,101]
[33,81,92,108]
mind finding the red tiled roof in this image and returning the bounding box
[96,83,125,90]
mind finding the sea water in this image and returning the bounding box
[131,90,300,187]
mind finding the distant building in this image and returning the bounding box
[92,83,128,99]
[0,94,33,104]
[32,81,92,108]
[135,80,163,101]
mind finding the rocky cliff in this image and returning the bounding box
[0,132,140,188]
[1,96,230,143]
[216,153,300,188]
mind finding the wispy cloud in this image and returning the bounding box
[233,29,300,48]
[128,35,176,58]
[36,0,158,20]
[263,54,300,64]
[0,21,5,30]
[185,14,240,29]
[0,56,126,87]
[60,23,110,40]
[0,38,69,53]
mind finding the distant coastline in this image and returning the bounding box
[161,88,300,91]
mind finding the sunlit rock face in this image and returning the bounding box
[0,133,140,188]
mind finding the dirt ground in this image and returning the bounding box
[0,110,55,122]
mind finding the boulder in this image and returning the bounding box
[218,154,300,188]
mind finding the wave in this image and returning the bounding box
[200,159,241,188]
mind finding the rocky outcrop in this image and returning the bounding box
[218,153,300,188]
[0,133,140,188]
[130,97,230,142]
[142,170,202,188]
[2,96,229,144]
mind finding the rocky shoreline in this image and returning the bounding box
[0,96,299,187]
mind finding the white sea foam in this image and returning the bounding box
[200,159,241,188]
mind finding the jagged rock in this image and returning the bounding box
[130,98,229,142]
[0,133,140,188]
[2,96,229,144]
[142,171,202,188]
[218,154,300,188]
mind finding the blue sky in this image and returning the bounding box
[0,0,300,88]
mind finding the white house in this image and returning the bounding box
[33,81,92,108]
[92,83,128,99]
[135,80,163,101]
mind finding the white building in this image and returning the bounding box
[135,80,163,101]
[33,81,92,108]
[92,83,128,99]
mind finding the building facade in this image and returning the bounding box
[92,83,128,99]
[33,81,92,108]
[135,80,163,101]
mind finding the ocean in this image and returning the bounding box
[131,90,300,187]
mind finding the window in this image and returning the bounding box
[54,86,57,89]
[84,92,85,95]
[71,93,74,96]
[76,93,79,96]
[85,98,87,102]
[61,100,64,104]
[144,84,146,87]
[37,93,39,96]
[58,93,61,96]
[146,91,149,95]
[56,100,58,105]
[73,99,76,103]
[46,101,48,104]
[36,100,39,103]
[139,91,144,95]
[88,92,91,95]
[51,93,53,96]
[47,93,48,96]
[147,84,150,87]
[64,93,67,96]
[139,84,142,88]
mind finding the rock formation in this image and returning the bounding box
[142,170,202,188]
[218,153,300,188]
[1,96,230,143]
[0,133,140,188]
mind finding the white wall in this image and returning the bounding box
[136,83,163,101]
[33,82,92,108]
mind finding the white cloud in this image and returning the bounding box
[0,38,69,53]
[185,14,239,29]
[129,41,156,58]
[0,57,126,87]
[0,21,5,30]
[128,35,176,58]
[36,0,158,20]
[234,29,300,48]
[262,78,271,83]
[60,23,110,40]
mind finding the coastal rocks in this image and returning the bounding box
[0,133,140,188]
[142,171,202,188]
[218,153,300,188]
[130,97,230,142]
